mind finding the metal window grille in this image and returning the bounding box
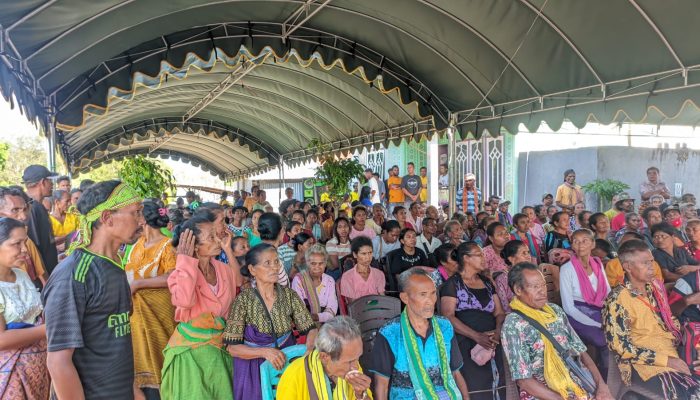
[456,136,504,200]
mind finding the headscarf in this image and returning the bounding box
[66,183,142,255]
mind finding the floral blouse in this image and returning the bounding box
[483,245,508,274]
[501,303,587,400]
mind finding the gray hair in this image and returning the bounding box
[398,267,433,293]
[444,220,461,234]
[315,316,361,361]
[304,243,328,265]
[507,262,540,292]
[571,228,595,242]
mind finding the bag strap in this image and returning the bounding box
[512,310,570,357]
[304,356,322,400]
[253,286,279,349]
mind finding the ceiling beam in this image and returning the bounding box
[282,0,332,42]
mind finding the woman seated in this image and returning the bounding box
[371,220,401,261]
[386,228,428,289]
[559,229,611,378]
[291,244,337,326]
[613,212,643,244]
[340,236,386,303]
[225,243,318,400]
[483,222,510,275]
[440,242,506,400]
[124,201,177,399]
[588,212,617,252]
[277,221,302,275]
[0,218,49,399]
[544,211,572,253]
[350,206,377,240]
[391,206,414,230]
[652,222,700,282]
[326,217,352,280]
[471,215,496,247]
[289,232,315,279]
[511,213,541,264]
[247,209,264,247]
[430,243,459,287]
[161,216,238,399]
[495,240,533,314]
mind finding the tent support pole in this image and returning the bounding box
[447,114,457,216]
[47,116,57,172]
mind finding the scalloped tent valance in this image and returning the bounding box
[2,1,700,177]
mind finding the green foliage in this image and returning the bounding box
[582,179,630,211]
[314,157,365,203]
[0,136,47,186]
[0,142,8,172]
[118,156,175,199]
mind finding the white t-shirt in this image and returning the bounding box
[559,261,611,327]
[368,178,380,204]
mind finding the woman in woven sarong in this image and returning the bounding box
[125,201,177,400]
[225,243,318,400]
[0,217,49,399]
[161,216,238,400]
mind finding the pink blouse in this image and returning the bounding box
[483,245,508,274]
[168,254,237,322]
[340,266,385,302]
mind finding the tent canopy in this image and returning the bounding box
[2,0,700,178]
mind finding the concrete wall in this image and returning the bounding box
[517,146,700,211]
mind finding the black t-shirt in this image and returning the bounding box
[401,174,422,197]
[388,247,429,276]
[43,249,134,400]
[27,199,58,273]
[653,247,699,273]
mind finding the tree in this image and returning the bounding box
[76,161,123,185]
[582,179,630,211]
[0,142,8,172]
[118,156,175,199]
[0,136,47,186]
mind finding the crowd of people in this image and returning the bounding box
[1,162,700,399]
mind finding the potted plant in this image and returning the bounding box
[582,179,630,212]
[311,140,365,204]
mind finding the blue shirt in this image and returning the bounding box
[456,188,481,213]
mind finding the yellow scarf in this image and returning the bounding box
[306,350,370,400]
[510,298,587,399]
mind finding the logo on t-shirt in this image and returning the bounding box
[107,312,131,338]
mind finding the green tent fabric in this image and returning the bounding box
[1,1,700,177]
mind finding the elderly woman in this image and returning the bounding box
[559,229,611,378]
[340,236,385,303]
[161,216,239,399]
[124,200,177,399]
[225,243,318,400]
[441,242,506,399]
[430,243,459,287]
[652,221,700,282]
[291,244,338,325]
[48,189,79,245]
[555,169,583,213]
[443,220,466,246]
[501,263,612,400]
[0,217,49,399]
[483,222,510,275]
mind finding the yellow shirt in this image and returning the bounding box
[555,184,582,207]
[604,208,620,221]
[243,197,257,212]
[350,192,359,202]
[388,176,404,203]
[420,176,428,202]
[49,213,79,237]
[16,238,46,279]
[276,353,372,400]
[320,193,331,203]
[605,258,663,287]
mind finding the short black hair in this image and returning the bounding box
[642,206,661,222]
[293,232,313,251]
[286,220,302,233]
[650,222,678,238]
[79,179,96,191]
[512,213,528,225]
[56,175,70,184]
[588,212,607,230]
[381,219,400,233]
[435,243,457,264]
[502,240,528,266]
[0,217,25,244]
[551,211,568,224]
[398,227,416,242]
[351,235,373,255]
[171,216,210,248]
[486,221,505,237]
[508,262,540,291]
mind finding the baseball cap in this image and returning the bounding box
[615,192,635,204]
[22,165,57,184]
[542,193,553,200]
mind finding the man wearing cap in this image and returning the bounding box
[43,180,143,400]
[23,164,59,274]
[542,193,554,208]
[497,200,513,227]
[604,194,621,221]
[610,193,635,232]
[640,166,671,202]
[456,173,481,214]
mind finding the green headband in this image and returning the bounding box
[67,183,142,255]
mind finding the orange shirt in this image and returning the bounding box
[387,176,404,203]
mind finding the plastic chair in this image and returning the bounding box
[336,279,348,315]
[348,295,401,354]
[260,344,307,400]
[540,263,561,305]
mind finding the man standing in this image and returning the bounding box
[401,162,421,209]
[43,180,144,399]
[0,186,48,287]
[387,165,404,214]
[279,187,296,215]
[253,189,270,211]
[219,190,230,206]
[57,175,72,192]
[455,173,481,214]
[438,164,449,188]
[243,185,259,212]
[238,190,248,208]
[371,268,469,399]
[277,316,372,399]
[640,166,671,201]
[364,168,380,205]
[232,190,242,207]
[23,165,59,274]
[419,166,428,203]
[374,172,386,205]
